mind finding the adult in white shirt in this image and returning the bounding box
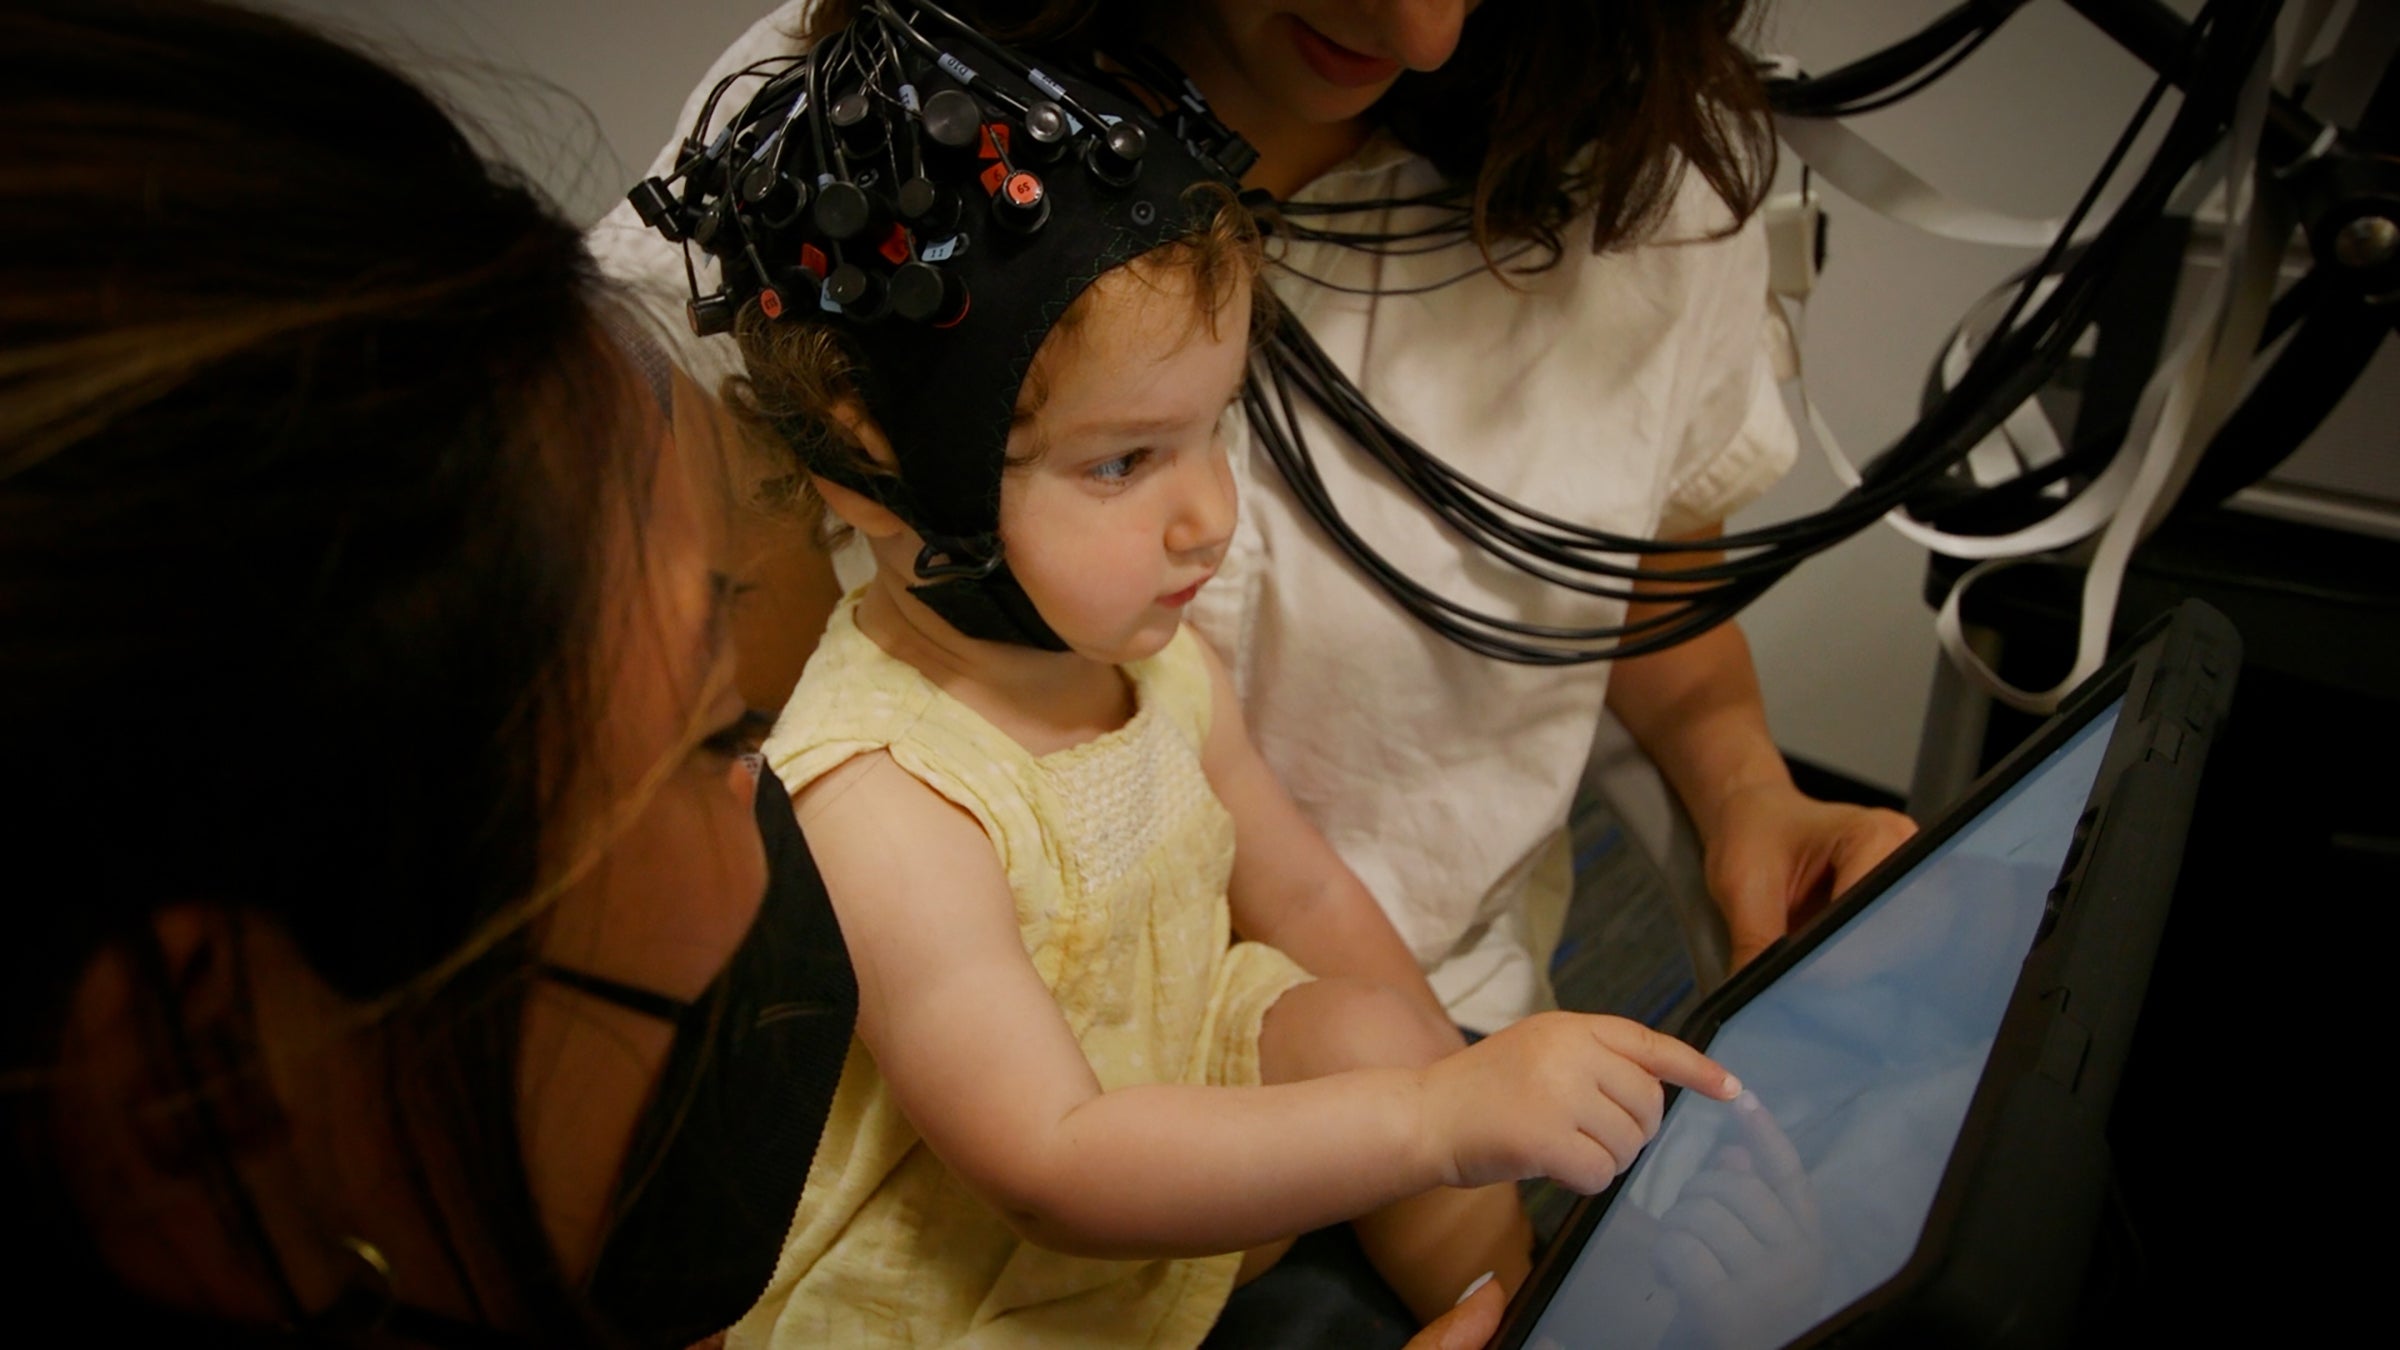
[593,0,1916,1033]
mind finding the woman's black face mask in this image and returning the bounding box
[543,766,856,1348]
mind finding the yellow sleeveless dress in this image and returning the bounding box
[732,595,1315,1349]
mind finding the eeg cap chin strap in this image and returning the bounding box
[631,1,1250,650]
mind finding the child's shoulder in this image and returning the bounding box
[764,598,957,783]
[787,595,934,710]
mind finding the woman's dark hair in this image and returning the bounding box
[798,0,1775,262]
[1,0,651,1337]
[1382,0,1776,261]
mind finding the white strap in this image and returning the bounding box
[1779,66,2243,562]
[1775,113,2097,250]
[1776,34,2285,712]
[1785,154,2227,564]
[2279,0,2338,91]
[1933,35,2287,713]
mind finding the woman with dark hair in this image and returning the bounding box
[600,0,1914,1038]
[0,0,843,1340]
[0,2,1516,1344]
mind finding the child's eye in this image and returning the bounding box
[1087,449,1151,485]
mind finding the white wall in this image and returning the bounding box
[1733,0,2196,792]
[265,0,2376,795]
[260,0,780,227]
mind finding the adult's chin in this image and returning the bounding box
[1271,20,1402,122]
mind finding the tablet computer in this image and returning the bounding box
[1492,600,2239,1350]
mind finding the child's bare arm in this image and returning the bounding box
[1189,632,1452,1030]
[795,751,1739,1259]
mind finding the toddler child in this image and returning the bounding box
[635,12,1741,1345]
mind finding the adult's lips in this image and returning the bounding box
[1289,18,1403,89]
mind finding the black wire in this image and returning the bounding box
[1237,0,2274,663]
[1268,245,1540,298]
[1770,0,2029,118]
[1268,183,1487,256]
[683,56,810,179]
[872,0,1033,118]
[896,0,1113,130]
[1275,186,1473,217]
[1949,47,2179,432]
[1821,22,2000,118]
[1736,0,2241,541]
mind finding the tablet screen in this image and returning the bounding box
[1519,700,2122,1350]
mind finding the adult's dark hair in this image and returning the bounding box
[796,0,1776,261]
[1,0,651,1338]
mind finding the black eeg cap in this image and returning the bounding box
[630,1,1254,650]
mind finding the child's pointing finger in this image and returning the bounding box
[1592,1019,1741,1102]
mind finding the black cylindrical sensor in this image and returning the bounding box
[1086,122,1147,187]
[691,196,734,248]
[686,292,735,336]
[627,177,687,240]
[897,177,960,234]
[1022,101,1072,162]
[889,261,968,325]
[829,91,886,158]
[991,169,1050,233]
[813,179,877,241]
[825,262,883,311]
[739,162,807,224]
[920,88,981,150]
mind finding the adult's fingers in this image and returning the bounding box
[1591,1018,1741,1101]
[1830,808,1917,894]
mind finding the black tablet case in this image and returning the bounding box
[1494,600,2240,1350]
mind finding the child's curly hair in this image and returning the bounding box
[723,185,1268,541]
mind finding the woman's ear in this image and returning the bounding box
[101,908,292,1174]
[53,904,314,1324]
[814,400,911,541]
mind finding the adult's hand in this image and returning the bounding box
[1706,781,1915,971]
[1601,525,1917,975]
[1402,1271,1509,1350]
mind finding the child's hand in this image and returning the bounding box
[1419,1012,1739,1193]
[1651,1092,1826,1348]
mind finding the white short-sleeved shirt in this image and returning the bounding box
[593,3,1798,1030]
[1188,149,1796,1029]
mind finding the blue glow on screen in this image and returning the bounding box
[1524,702,2122,1350]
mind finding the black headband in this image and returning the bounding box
[629,1,1254,647]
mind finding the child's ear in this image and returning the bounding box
[814,398,909,540]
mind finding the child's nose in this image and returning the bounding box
[1165,447,1237,559]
